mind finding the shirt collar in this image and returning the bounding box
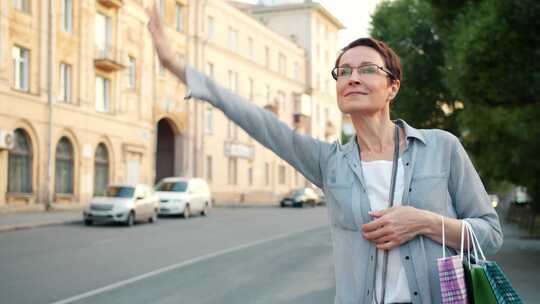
[342,119,426,159]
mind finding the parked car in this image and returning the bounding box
[280,187,318,208]
[315,188,326,206]
[83,184,159,227]
[155,177,212,218]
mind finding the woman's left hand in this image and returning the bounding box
[362,206,428,250]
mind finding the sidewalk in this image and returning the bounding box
[0,206,83,233]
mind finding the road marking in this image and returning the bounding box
[49,225,325,304]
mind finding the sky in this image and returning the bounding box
[239,0,384,48]
[316,0,383,47]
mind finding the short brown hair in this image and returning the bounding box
[334,37,402,82]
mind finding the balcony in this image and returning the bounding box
[97,0,123,9]
[293,113,311,133]
[94,46,126,72]
[224,142,254,160]
[263,103,279,115]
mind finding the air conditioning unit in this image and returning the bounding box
[0,130,15,150]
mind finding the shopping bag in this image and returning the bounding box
[438,218,470,304]
[465,222,523,304]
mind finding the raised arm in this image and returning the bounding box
[146,2,331,188]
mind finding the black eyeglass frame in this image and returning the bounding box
[331,64,396,81]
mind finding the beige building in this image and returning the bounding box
[0,0,343,209]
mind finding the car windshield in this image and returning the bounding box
[106,186,135,198]
[155,181,188,192]
[287,189,304,196]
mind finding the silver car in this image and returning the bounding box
[83,184,159,227]
[155,177,212,218]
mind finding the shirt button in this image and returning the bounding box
[406,162,410,166]
[409,188,412,192]
[414,291,418,296]
[405,256,410,260]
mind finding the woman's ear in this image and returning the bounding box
[389,79,400,101]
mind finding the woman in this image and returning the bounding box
[147,4,502,304]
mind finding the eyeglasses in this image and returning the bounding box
[331,64,395,81]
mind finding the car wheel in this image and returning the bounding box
[201,203,209,216]
[84,219,93,226]
[280,201,285,208]
[182,205,191,219]
[149,210,157,223]
[126,212,135,227]
[310,200,316,208]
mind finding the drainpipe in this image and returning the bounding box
[45,0,54,211]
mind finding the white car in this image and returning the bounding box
[83,184,159,227]
[155,177,212,218]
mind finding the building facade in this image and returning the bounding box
[0,0,343,209]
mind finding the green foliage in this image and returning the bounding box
[371,0,459,132]
[371,0,540,201]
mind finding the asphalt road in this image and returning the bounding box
[2,207,539,303]
[0,207,334,304]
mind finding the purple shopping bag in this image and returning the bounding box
[437,218,470,304]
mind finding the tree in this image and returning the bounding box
[435,0,540,205]
[370,0,459,133]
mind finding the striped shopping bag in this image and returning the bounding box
[438,255,469,303]
[437,218,469,304]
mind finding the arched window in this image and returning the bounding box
[94,143,109,196]
[8,129,33,193]
[55,137,74,194]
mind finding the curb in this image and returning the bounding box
[0,219,81,233]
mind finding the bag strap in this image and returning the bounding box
[376,123,400,304]
[464,221,487,261]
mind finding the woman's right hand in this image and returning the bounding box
[146,2,185,82]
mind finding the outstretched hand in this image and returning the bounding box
[146,1,185,82]
[362,206,428,251]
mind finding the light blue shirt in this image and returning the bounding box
[185,65,503,304]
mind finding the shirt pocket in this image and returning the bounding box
[409,174,448,214]
[326,183,359,231]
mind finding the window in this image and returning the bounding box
[265,46,270,67]
[8,129,32,193]
[55,137,74,194]
[59,63,72,102]
[265,84,271,103]
[228,158,237,185]
[12,46,29,91]
[228,27,238,52]
[205,107,213,134]
[248,78,254,101]
[95,76,110,112]
[175,2,183,32]
[265,162,270,186]
[128,57,136,89]
[158,56,165,76]
[159,0,165,18]
[206,155,213,182]
[206,62,214,79]
[228,70,238,92]
[95,13,111,53]
[248,37,254,58]
[278,53,286,75]
[62,0,73,33]
[94,143,109,196]
[207,16,215,41]
[13,0,29,12]
[277,91,286,113]
[293,61,300,80]
[248,167,253,186]
[227,120,237,139]
[278,165,286,185]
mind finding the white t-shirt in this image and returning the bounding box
[361,159,411,304]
